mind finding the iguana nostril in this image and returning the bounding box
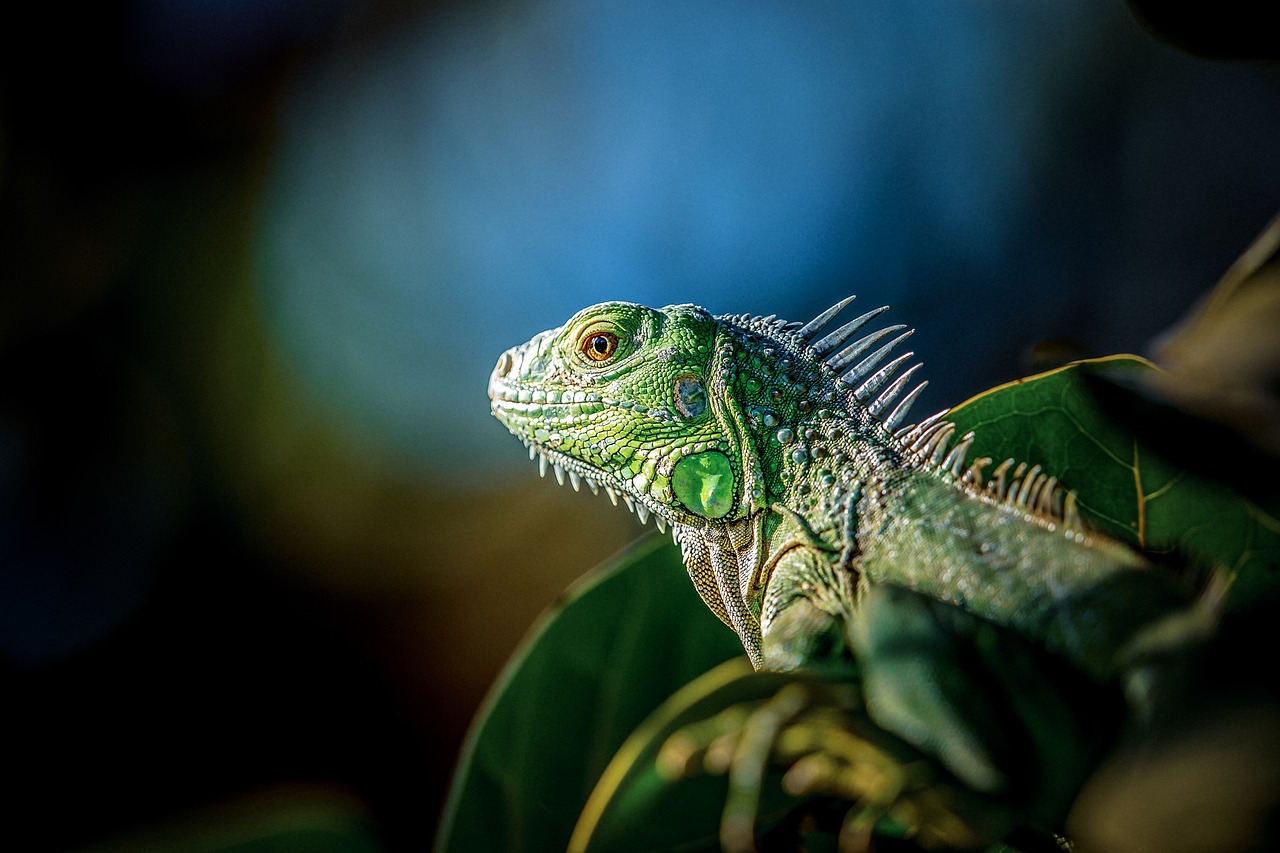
[496,351,513,378]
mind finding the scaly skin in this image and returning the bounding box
[487,298,1206,804]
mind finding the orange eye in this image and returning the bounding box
[582,331,619,362]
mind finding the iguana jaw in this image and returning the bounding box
[490,397,674,528]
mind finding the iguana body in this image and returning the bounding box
[488,298,1210,832]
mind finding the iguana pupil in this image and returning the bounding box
[585,333,617,360]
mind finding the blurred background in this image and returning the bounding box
[2,1,1277,850]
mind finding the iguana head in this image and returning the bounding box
[488,301,747,530]
[489,297,931,533]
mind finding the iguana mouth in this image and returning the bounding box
[489,341,687,533]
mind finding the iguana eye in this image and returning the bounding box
[582,331,619,362]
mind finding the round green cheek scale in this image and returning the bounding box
[672,451,734,519]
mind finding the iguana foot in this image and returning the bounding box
[656,678,1010,852]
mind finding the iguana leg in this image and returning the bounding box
[759,544,856,672]
[760,547,1004,791]
[848,582,1118,832]
[847,583,1006,795]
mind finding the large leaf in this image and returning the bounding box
[434,534,744,853]
[946,356,1280,609]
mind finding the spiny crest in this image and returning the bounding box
[894,418,1085,533]
[788,294,928,432]
[796,295,1085,534]
[718,297,928,432]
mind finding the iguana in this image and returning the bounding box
[487,297,1221,850]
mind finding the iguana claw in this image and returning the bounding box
[657,677,1009,852]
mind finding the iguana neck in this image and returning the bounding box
[684,320,913,659]
[710,316,908,520]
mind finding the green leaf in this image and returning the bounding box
[946,356,1280,609]
[569,659,805,853]
[434,534,745,853]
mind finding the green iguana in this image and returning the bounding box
[487,297,1221,850]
